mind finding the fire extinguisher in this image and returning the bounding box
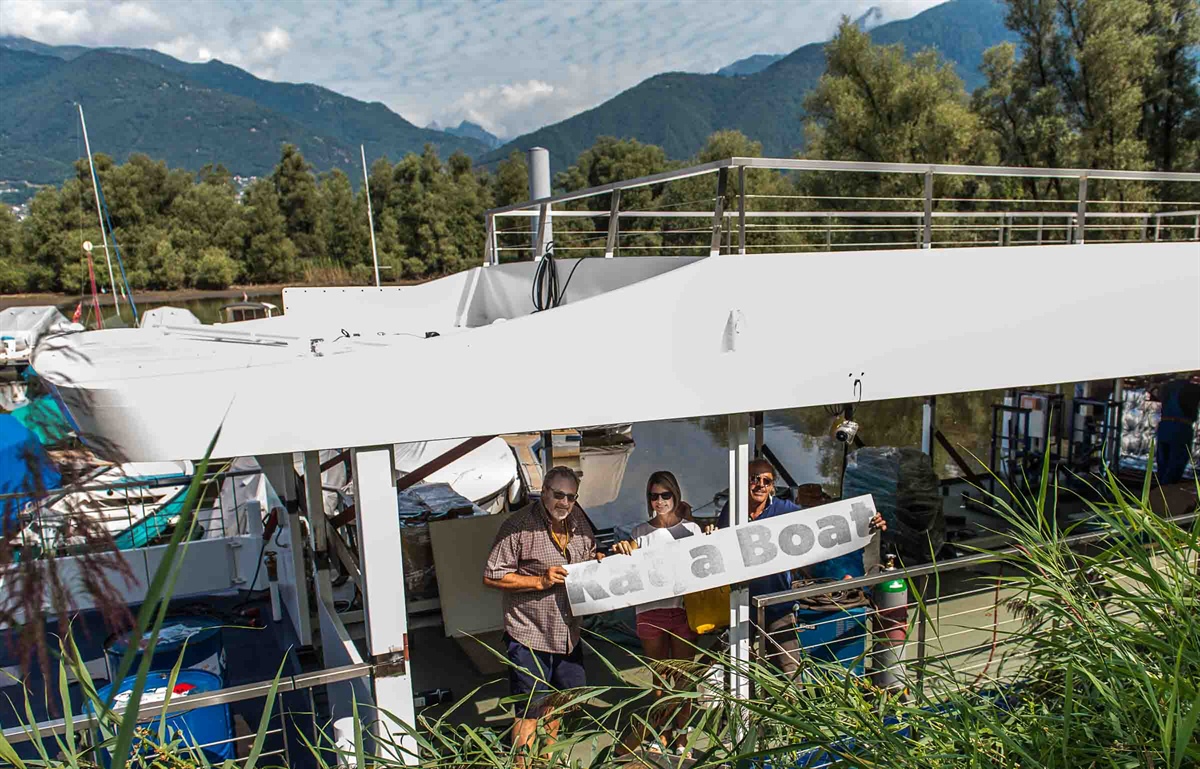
[871,553,908,691]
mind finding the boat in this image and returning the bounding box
[219,300,279,323]
[0,306,80,367]
[140,306,202,328]
[11,461,195,553]
[18,155,1200,765]
[393,437,520,513]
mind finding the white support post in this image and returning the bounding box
[921,396,937,456]
[351,445,418,765]
[303,451,334,611]
[727,413,751,706]
[258,454,313,647]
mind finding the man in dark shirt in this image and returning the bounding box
[716,458,884,675]
[484,466,599,760]
[1153,377,1200,484]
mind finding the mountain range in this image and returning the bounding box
[0,36,489,184]
[0,0,1015,185]
[482,0,1015,171]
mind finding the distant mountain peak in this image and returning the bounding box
[716,53,784,78]
[431,120,503,149]
[854,6,886,31]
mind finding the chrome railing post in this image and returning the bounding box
[534,203,549,261]
[738,165,747,255]
[922,170,933,248]
[483,214,495,266]
[604,189,621,258]
[709,168,729,257]
[1074,174,1088,244]
[914,574,929,694]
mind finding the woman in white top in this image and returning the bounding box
[612,470,703,752]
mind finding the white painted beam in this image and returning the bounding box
[351,445,417,765]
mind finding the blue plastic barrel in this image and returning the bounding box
[93,670,234,764]
[105,616,226,683]
[795,605,869,675]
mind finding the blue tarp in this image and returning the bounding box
[0,413,61,536]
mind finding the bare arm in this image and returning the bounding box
[483,565,567,593]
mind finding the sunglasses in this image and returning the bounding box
[750,474,776,488]
[549,489,579,503]
[648,491,674,501]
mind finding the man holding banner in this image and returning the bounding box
[715,459,884,675]
[483,466,599,761]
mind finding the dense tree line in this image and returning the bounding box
[1,0,1195,294]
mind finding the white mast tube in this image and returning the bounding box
[361,145,381,287]
[78,104,120,315]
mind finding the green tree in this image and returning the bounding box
[194,246,239,289]
[319,169,368,266]
[553,137,671,256]
[0,206,31,293]
[1142,0,1200,171]
[804,20,988,167]
[239,178,297,283]
[271,144,326,261]
[493,150,530,207]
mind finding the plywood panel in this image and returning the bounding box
[429,512,513,638]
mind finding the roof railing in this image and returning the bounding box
[483,157,1200,265]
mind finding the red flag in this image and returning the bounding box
[72,302,82,324]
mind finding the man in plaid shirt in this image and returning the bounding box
[484,465,602,759]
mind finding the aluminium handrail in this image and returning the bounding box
[754,509,1199,610]
[485,156,1200,218]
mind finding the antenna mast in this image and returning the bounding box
[78,104,120,317]
[361,145,381,287]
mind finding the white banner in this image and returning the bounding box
[565,495,877,616]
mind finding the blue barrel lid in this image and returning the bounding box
[95,669,222,711]
[107,616,220,655]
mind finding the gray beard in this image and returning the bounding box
[549,507,571,521]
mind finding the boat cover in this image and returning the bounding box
[0,414,61,536]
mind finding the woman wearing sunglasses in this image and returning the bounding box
[611,470,702,753]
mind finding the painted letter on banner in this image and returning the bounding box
[564,495,877,616]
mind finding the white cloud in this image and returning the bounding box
[447,79,557,137]
[0,0,168,45]
[2,0,954,139]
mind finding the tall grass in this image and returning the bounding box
[3,463,1196,768]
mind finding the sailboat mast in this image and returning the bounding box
[361,145,381,287]
[78,104,120,316]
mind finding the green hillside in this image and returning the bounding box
[483,0,1014,171]
[0,41,487,183]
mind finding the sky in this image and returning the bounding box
[0,0,948,140]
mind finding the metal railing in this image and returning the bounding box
[483,157,1200,265]
[752,510,1199,694]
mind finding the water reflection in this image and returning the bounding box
[580,393,1005,534]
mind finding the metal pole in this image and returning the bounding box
[738,165,747,255]
[1074,174,1088,244]
[1154,214,1162,242]
[727,413,751,708]
[484,214,496,266]
[921,396,937,456]
[534,203,549,261]
[709,168,729,257]
[922,170,933,248]
[528,147,552,258]
[604,189,621,258]
[79,104,120,315]
[361,146,381,286]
